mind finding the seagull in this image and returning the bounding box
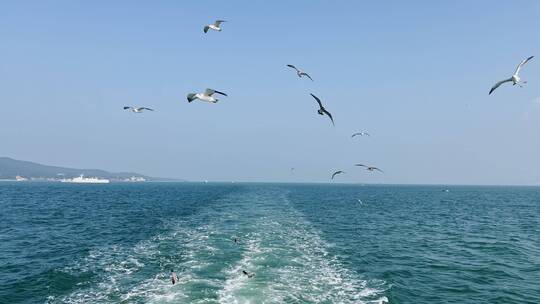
[489,56,534,95]
[187,89,228,103]
[352,132,370,138]
[242,270,255,278]
[355,164,383,173]
[286,65,313,81]
[204,20,226,33]
[331,170,345,179]
[357,199,363,205]
[310,93,334,126]
[123,106,154,113]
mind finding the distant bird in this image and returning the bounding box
[310,93,334,126]
[286,65,313,81]
[351,132,370,138]
[242,270,255,278]
[187,89,228,103]
[489,56,534,95]
[331,170,345,179]
[123,106,154,113]
[355,164,383,173]
[357,199,363,205]
[204,20,226,33]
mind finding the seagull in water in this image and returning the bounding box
[123,106,154,113]
[286,65,313,81]
[352,131,370,138]
[355,164,383,173]
[187,89,228,103]
[242,270,255,278]
[204,20,226,33]
[489,56,534,95]
[310,93,334,126]
[331,170,345,180]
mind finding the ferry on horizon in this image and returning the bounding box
[61,174,110,184]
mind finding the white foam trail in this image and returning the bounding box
[52,187,388,303]
[217,190,388,304]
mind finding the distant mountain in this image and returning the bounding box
[0,157,172,181]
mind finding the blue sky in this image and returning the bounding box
[1,0,540,184]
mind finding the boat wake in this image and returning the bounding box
[52,187,388,303]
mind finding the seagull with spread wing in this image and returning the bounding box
[352,132,370,138]
[310,93,334,126]
[204,20,226,33]
[123,106,154,113]
[489,56,534,95]
[286,64,313,81]
[355,164,383,173]
[187,89,228,103]
[331,170,345,180]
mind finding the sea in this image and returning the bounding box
[0,182,539,304]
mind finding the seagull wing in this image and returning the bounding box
[352,133,361,138]
[514,56,534,76]
[355,164,368,168]
[310,93,323,108]
[213,90,228,96]
[331,171,343,179]
[141,107,154,111]
[373,167,384,173]
[287,64,300,72]
[322,108,335,126]
[214,20,226,26]
[489,78,512,95]
[300,72,313,81]
[203,26,210,33]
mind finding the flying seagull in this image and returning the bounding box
[286,65,313,81]
[187,89,228,103]
[489,56,534,95]
[355,164,383,173]
[352,132,370,138]
[331,170,345,179]
[123,106,154,113]
[310,93,334,126]
[204,20,226,33]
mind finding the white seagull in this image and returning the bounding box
[489,56,534,95]
[204,20,226,33]
[187,88,228,103]
[352,131,370,138]
[123,106,154,113]
[286,65,313,81]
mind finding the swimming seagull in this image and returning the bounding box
[352,131,370,138]
[242,270,255,278]
[123,106,154,113]
[489,56,534,95]
[331,170,345,179]
[204,20,226,33]
[355,164,383,173]
[187,89,228,103]
[286,65,313,81]
[310,93,334,126]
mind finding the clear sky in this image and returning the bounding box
[1,0,540,185]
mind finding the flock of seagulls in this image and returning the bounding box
[121,19,535,183]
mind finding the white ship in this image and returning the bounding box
[61,174,110,184]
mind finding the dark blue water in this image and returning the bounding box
[1,183,539,303]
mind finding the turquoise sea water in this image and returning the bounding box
[1,183,539,303]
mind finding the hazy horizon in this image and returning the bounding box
[2,1,540,185]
